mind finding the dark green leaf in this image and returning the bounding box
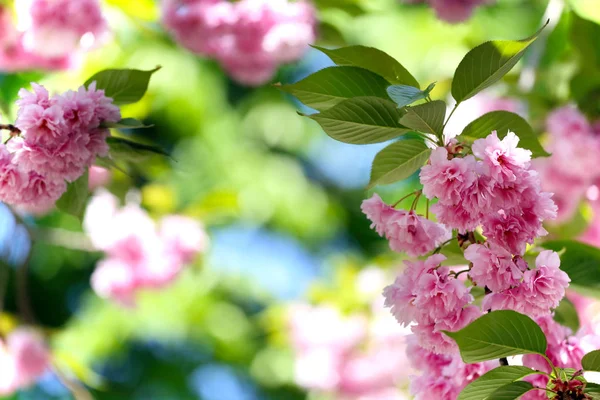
[84,67,160,105]
[107,137,170,162]
[443,310,547,363]
[458,366,537,400]
[312,45,419,87]
[56,171,89,219]
[306,97,411,144]
[101,118,153,129]
[451,22,548,103]
[400,100,446,136]
[542,240,600,288]
[487,381,534,400]
[582,350,600,372]
[553,297,580,333]
[458,111,549,158]
[279,66,390,111]
[368,139,431,188]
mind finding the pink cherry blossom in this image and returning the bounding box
[428,0,491,23]
[162,0,315,86]
[88,166,111,190]
[472,131,532,184]
[84,191,208,305]
[0,328,50,394]
[420,147,476,204]
[383,254,446,326]
[535,315,571,347]
[520,250,570,315]
[546,106,592,138]
[465,243,525,292]
[360,194,396,236]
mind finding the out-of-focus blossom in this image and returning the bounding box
[0,328,50,395]
[0,0,107,71]
[84,190,208,305]
[162,0,316,85]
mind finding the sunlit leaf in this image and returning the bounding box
[553,297,580,333]
[368,139,431,188]
[542,240,600,288]
[458,366,537,400]
[56,171,89,219]
[85,67,161,105]
[582,350,600,371]
[487,381,534,400]
[107,137,170,162]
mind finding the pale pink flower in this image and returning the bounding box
[535,315,571,347]
[91,258,138,306]
[19,0,108,58]
[546,106,591,138]
[88,166,111,190]
[482,208,541,256]
[413,266,473,322]
[18,171,66,210]
[428,0,491,23]
[520,250,570,315]
[419,147,476,204]
[7,329,50,388]
[385,210,451,256]
[361,194,396,236]
[383,254,446,326]
[405,335,452,374]
[430,201,480,233]
[160,216,209,265]
[472,131,532,184]
[465,243,525,292]
[410,375,460,400]
[294,348,341,391]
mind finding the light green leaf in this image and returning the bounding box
[451,22,548,103]
[279,66,390,111]
[386,82,436,108]
[400,100,446,136]
[101,118,153,129]
[542,240,600,288]
[312,45,419,87]
[458,366,537,400]
[107,137,170,162]
[306,97,411,144]
[582,350,600,372]
[457,111,549,158]
[553,297,580,333]
[569,0,600,25]
[368,139,431,188]
[487,381,534,400]
[443,310,547,363]
[56,171,89,219]
[84,67,160,105]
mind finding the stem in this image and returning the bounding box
[442,101,460,133]
[392,191,418,208]
[452,269,470,278]
[499,357,509,366]
[426,198,430,219]
[53,365,94,400]
[410,191,422,211]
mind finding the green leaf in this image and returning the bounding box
[585,382,600,396]
[457,111,549,158]
[451,22,548,103]
[107,137,170,162]
[101,118,153,129]
[279,66,391,111]
[368,139,431,188]
[443,310,547,363]
[386,82,436,108]
[458,366,537,400]
[582,350,600,372]
[542,240,600,288]
[312,45,419,87]
[487,381,534,400]
[553,297,580,333]
[400,100,446,136]
[56,171,89,219]
[84,67,160,105]
[569,0,600,26]
[306,97,411,144]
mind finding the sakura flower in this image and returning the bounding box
[428,0,492,23]
[0,328,50,394]
[410,374,460,400]
[465,243,525,292]
[472,131,532,184]
[520,250,570,315]
[383,254,446,326]
[419,147,476,204]
[546,106,592,138]
[361,194,396,236]
[160,216,209,265]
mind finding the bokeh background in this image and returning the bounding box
[0,0,598,398]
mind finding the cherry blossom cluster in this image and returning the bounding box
[162,0,316,86]
[401,0,495,23]
[84,191,209,306]
[534,106,600,223]
[288,268,415,399]
[0,328,50,395]
[360,131,571,396]
[0,82,121,213]
[0,0,107,71]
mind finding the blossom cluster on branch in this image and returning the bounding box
[361,131,572,397]
[84,191,209,306]
[162,0,316,85]
[0,0,107,71]
[401,0,495,23]
[0,82,120,213]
